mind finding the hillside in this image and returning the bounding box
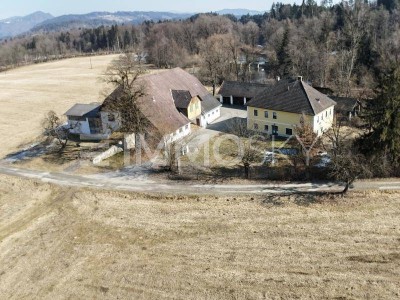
[32,11,192,32]
[0,11,53,38]
[217,8,265,16]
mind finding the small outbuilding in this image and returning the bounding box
[330,96,362,121]
[64,103,109,140]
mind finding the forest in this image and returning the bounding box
[0,0,399,97]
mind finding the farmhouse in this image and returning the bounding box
[218,81,274,106]
[65,68,221,141]
[246,77,337,137]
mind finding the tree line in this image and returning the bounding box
[1,0,400,96]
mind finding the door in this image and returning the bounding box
[88,118,102,134]
[272,125,278,136]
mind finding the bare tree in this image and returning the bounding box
[226,117,252,137]
[42,110,74,152]
[241,143,261,179]
[325,120,368,194]
[102,53,150,164]
[163,141,180,173]
[198,34,232,95]
[226,117,264,178]
[292,114,322,167]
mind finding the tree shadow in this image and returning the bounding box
[262,190,343,207]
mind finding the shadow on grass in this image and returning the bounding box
[262,190,344,207]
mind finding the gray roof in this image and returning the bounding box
[246,79,336,116]
[64,103,102,117]
[199,94,222,114]
[172,90,192,109]
[218,81,274,98]
[330,96,359,113]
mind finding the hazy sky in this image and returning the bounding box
[0,0,303,19]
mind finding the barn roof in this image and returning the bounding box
[246,79,336,116]
[102,68,216,135]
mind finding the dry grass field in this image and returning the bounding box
[0,55,119,159]
[0,174,399,299]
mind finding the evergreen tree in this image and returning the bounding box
[358,65,400,166]
[377,0,398,11]
[277,26,292,76]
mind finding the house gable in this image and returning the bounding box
[246,79,336,137]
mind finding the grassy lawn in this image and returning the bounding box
[0,174,399,299]
[0,54,120,159]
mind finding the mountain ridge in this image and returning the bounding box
[0,11,53,38]
[1,9,266,38]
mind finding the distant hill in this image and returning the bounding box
[0,9,265,38]
[32,11,193,33]
[216,9,265,16]
[0,11,54,39]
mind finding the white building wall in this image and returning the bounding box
[312,106,335,136]
[166,123,191,143]
[68,119,91,135]
[203,107,221,125]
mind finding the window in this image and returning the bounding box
[273,112,277,119]
[264,124,269,132]
[208,114,210,117]
[286,128,293,135]
[264,111,269,118]
[254,109,258,117]
[272,125,278,135]
[185,125,189,130]
[317,116,319,122]
[254,123,259,130]
[326,111,328,117]
[179,128,183,133]
[108,113,115,122]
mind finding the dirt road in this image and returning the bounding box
[1,163,399,195]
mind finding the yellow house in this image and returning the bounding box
[172,90,202,122]
[246,78,336,137]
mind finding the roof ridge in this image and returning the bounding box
[299,81,316,115]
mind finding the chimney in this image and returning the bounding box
[297,76,303,81]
